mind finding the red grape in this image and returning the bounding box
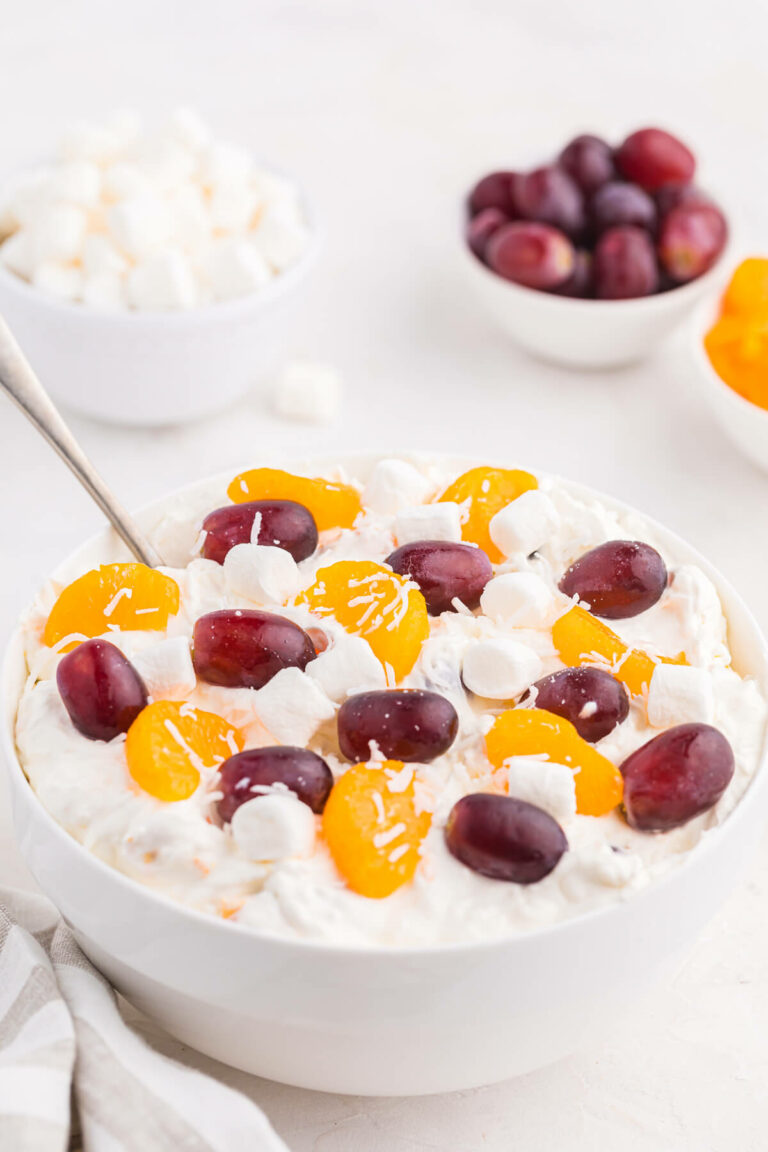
[466,207,508,260]
[621,723,734,831]
[559,540,667,619]
[515,166,585,237]
[590,181,657,235]
[526,667,629,742]
[57,639,147,742]
[615,128,696,191]
[558,134,615,192]
[554,249,593,297]
[386,540,492,615]
[593,226,659,299]
[445,793,568,883]
[337,689,458,763]
[468,171,518,217]
[658,202,727,282]
[486,222,574,290]
[192,609,315,689]
[217,746,333,822]
[201,500,318,565]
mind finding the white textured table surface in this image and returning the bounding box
[2,1,768,1147]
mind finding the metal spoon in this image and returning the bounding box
[0,316,164,567]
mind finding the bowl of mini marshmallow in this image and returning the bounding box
[0,109,318,425]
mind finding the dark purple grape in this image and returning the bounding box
[593,225,659,299]
[386,540,492,616]
[466,207,508,260]
[553,249,593,297]
[201,500,318,565]
[590,181,657,235]
[527,667,629,742]
[559,540,668,619]
[486,222,575,290]
[620,723,734,831]
[445,793,567,883]
[192,609,315,689]
[558,134,615,192]
[57,639,147,742]
[658,202,728,283]
[217,746,333,822]
[615,128,696,192]
[655,183,711,217]
[338,690,458,763]
[515,166,585,237]
[468,171,518,217]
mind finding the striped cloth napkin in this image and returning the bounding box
[0,886,289,1152]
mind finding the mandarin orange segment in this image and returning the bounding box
[126,700,244,802]
[721,258,768,318]
[437,466,538,563]
[323,760,432,898]
[44,563,180,650]
[485,707,623,817]
[704,315,768,409]
[552,604,670,696]
[298,560,429,681]
[227,467,362,532]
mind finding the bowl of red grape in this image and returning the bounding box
[464,128,730,368]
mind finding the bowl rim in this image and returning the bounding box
[0,159,320,327]
[4,452,768,958]
[691,295,768,422]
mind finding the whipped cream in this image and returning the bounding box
[14,459,767,947]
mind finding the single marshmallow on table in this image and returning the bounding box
[394,502,463,546]
[480,572,555,629]
[506,758,577,823]
[252,667,335,746]
[224,543,301,605]
[306,633,387,702]
[231,793,315,862]
[462,638,543,700]
[273,361,342,425]
[363,459,432,516]
[489,490,558,558]
[647,663,715,728]
[132,636,197,701]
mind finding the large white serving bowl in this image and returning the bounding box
[3,455,767,1096]
[0,176,318,427]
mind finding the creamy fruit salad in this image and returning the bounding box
[14,457,767,947]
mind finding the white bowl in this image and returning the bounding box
[3,456,767,1096]
[460,212,731,370]
[693,299,768,471]
[0,187,318,427]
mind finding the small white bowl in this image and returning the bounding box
[693,300,768,471]
[0,184,318,427]
[2,453,767,1096]
[460,210,731,370]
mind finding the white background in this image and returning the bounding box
[1,1,768,1148]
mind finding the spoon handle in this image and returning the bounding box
[0,316,164,568]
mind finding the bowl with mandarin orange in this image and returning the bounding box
[4,453,767,1093]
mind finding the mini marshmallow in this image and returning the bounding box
[82,234,128,277]
[206,238,271,301]
[647,664,715,728]
[32,262,83,301]
[480,572,554,628]
[252,202,309,271]
[49,161,101,209]
[108,195,171,259]
[223,543,300,605]
[489,490,558,558]
[167,185,210,252]
[125,251,197,310]
[81,272,126,311]
[31,204,88,263]
[394,502,463,545]
[132,636,197,701]
[0,232,36,278]
[273,361,342,425]
[201,142,254,188]
[209,182,257,233]
[462,637,542,700]
[231,793,315,862]
[306,633,387,702]
[363,459,432,516]
[252,667,335,746]
[506,757,576,823]
[102,162,152,203]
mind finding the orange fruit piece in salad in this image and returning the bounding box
[126,700,243,802]
[437,466,538,563]
[298,560,429,681]
[44,563,180,650]
[486,707,623,817]
[704,315,768,409]
[552,604,685,697]
[721,258,768,318]
[323,760,432,898]
[227,467,362,532]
